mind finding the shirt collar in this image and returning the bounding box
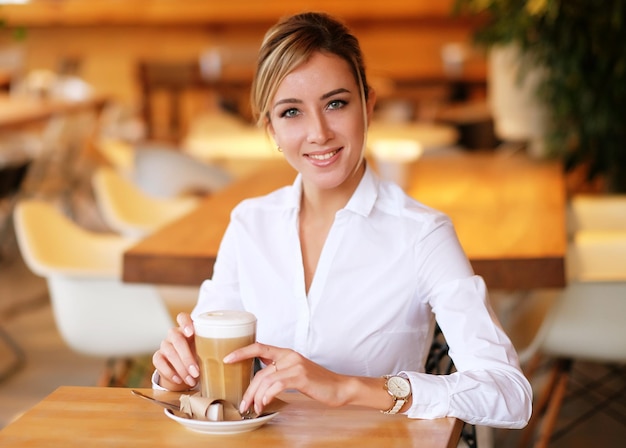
[288,161,379,217]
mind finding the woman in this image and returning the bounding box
[152,11,532,428]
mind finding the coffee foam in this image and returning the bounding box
[193,310,256,338]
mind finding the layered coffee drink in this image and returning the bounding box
[193,310,257,407]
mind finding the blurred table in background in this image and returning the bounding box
[0,93,109,131]
[1,92,110,210]
[435,100,498,150]
[123,151,567,290]
[405,150,566,289]
[182,113,459,178]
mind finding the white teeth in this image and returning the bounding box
[308,149,338,160]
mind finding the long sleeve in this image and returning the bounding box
[402,219,532,428]
[402,275,532,428]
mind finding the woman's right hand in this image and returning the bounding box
[152,312,200,391]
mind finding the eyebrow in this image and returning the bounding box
[272,88,351,110]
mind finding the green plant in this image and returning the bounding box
[455,0,626,192]
[0,6,27,42]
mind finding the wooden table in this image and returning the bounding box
[0,386,463,447]
[0,93,109,131]
[123,151,567,290]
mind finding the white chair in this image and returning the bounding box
[133,145,233,198]
[517,232,626,448]
[567,194,626,236]
[12,199,180,385]
[91,166,200,238]
[97,139,233,198]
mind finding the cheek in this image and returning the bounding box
[272,122,304,149]
[344,113,367,145]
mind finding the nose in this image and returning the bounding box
[306,111,333,145]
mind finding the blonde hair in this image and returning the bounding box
[250,12,370,128]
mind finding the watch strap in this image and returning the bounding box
[382,397,406,414]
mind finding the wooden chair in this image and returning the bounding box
[0,161,31,382]
[0,161,30,256]
[137,59,252,143]
[138,60,203,143]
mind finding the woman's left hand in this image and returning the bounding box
[223,342,351,415]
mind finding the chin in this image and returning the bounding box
[316,170,359,191]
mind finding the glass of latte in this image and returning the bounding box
[193,310,257,406]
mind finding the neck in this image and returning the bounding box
[300,161,365,220]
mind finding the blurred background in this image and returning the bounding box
[0,0,488,143]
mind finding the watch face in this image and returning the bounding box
[388,376,411,398]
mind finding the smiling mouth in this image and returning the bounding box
[307,148,340,160]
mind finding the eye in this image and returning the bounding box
[327,99,347,110]
[280,108,300,118]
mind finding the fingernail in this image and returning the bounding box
[183,325,193,337]
[239,400,247,414]
[185,376,196,387]
[172,375,182,384]
[223,354,233,363]
[189,365,199,377]
[262,395,268,406]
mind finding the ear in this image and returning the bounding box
[266,117,277,144]
[366,87,377,126]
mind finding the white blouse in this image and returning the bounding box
[191,163,532,428]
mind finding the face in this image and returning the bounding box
[267,51,375,193]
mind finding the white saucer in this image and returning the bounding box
[164,409,279,435]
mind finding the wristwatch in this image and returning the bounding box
[382,374,412,414]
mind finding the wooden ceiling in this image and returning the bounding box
[1,0,465,26]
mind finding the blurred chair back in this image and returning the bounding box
[133,145,233,198]
[568,194,626,235]
[138,58,252,143]
[97,139,233,198]
[138,60,202,143]
[567,230,626,281]
[91,166,199,238]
